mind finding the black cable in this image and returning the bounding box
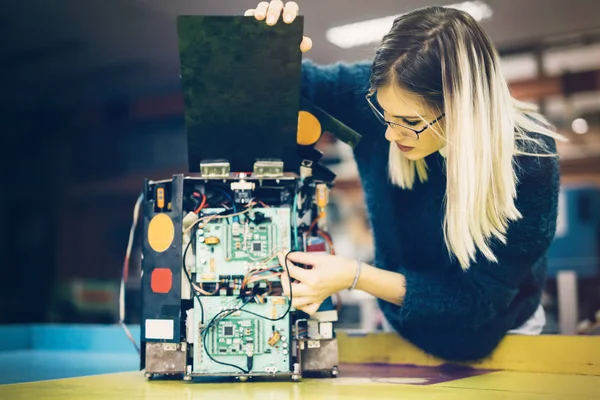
[199,251,295,374]
[207,185,237,213]
[183,236,204,324]
[192,187,297,372]
[181,221,247,373]
[235,183,300,315]
[201,300,252,374]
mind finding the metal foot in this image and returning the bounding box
[183,374,192,381]
[238,376,249,382]
[291,373,302,382]
[144,372,154,379]
[330,366,339,378]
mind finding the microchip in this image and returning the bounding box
[252,242,262,252]
[223,326,234,336]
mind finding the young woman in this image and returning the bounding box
[246,1,563,361]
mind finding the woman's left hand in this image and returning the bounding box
[277,251,356,315]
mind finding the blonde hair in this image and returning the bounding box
[372,7,564,269]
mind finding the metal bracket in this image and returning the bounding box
[200,160,230,178]
[253,160,284,178]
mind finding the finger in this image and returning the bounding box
[266,0,284,25]
[244,9,255,17]
[293,296,316,308]
[289,282,313,297]
[285,251,322,266]
[277,252,285,265]
[298,302,321,316]
[254,1,269,20]
[281,274,312,298]
[304,302,322,315]
[300,36,313,52]
[280,272,290,297]
[288,263,311,282]
[282,1,299,23]
[277,253,311,281]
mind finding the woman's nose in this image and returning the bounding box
[385,126,402,142]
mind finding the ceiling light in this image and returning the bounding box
[326,1,493,49]
[571,118,589,134]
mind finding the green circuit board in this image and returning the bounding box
[195,207,291,280]
[193,296,292,375]
[210,319,263,356]
[227,223,274,262]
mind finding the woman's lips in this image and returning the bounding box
[396,142,415,152]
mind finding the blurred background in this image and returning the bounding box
[2,0,600,336]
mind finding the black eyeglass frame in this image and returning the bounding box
[365,92,445,139]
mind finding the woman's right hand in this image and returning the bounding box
[244,1,313,53]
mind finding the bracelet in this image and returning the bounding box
[349,259,362,291]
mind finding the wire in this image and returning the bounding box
[256,200,269,208]
[183,236,204,324]
[236,251,294,322]
[308,215,320,234]
[209,186,237,213]
[184,204,254,235]
[202,300,251,374]
[195,282,220,296]
[199,251,295,374]
[119,193,142,355]
[292,184,301,251]
[194,193,207,214]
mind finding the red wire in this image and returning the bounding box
[308,216,320,234]
[194,194,207,214]
[317,230,335,255]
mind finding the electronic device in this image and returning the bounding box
[132,15,361,382]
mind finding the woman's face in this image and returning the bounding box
[376,84,446,160]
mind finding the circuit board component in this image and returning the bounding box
[194,207,290,279]
[210,319,262,356]
[194,296,292,375]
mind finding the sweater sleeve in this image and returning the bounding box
[300,59,373,133]
[380,134,560,361]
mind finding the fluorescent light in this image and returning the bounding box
[571,118,589,134]
[326,1,493,49]
[326,15,398,49]
[450,0,493,21]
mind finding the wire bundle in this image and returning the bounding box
[119,193,143,355]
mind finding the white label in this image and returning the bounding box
[145,319,174,340]
[319,322,333,339]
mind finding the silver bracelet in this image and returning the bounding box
[349,259,362,291]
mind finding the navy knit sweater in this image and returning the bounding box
[301,60,559,362]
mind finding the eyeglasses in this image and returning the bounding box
[365,92,445,140]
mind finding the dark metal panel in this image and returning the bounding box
[141,175,184,343]
[176,16,304,173]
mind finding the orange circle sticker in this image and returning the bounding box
[297,111,322,146]
[147,213,175,253]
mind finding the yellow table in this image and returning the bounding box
[2,332,599,400]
